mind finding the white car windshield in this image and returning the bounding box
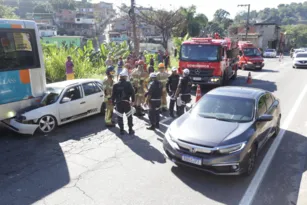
[296,53,307,58]
[41,87,64,106]
[191,94,255,122]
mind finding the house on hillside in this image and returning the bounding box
[229,23,281,50]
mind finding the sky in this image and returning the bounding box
[94,0,307,20]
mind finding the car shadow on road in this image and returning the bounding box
[0,131,69,205]
[107,127,166,164]
[230,75,278,92]
[252,130,307,205]
[37,114,108,142]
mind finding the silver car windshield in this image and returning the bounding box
[191,94,255,122]
[41,87,64,106]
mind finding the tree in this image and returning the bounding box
[175,6,208,37]
[137,8,185,50]
[0,0,19,19]
[283,24,307,47]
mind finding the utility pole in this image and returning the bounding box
[238,4,251,41]
[129,0,139,56]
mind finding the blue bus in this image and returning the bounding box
[0,19,46,120]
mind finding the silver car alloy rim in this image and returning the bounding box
[39,116,55,133]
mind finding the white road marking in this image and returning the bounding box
[160,117,172,124]
[239,84,307,205]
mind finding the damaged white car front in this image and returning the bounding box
[4,91,61,135]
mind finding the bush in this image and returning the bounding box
[42,40,130,83]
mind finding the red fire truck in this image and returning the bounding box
[178,35,239,87]
[237,41,264,70]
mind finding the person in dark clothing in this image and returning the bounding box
[174,48,177,58]
[146,72,163,130]
[112,69,135,135]
[148,65,154,74]
[175,69,192,117]
[166,67,180,118]
[149,55,154,67]
[164,51,170,68]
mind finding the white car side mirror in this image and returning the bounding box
[62,97,71,103]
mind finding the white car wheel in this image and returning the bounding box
[38,115,57,133]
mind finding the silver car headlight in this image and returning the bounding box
[216,142,246,154]
[165,128,180,150]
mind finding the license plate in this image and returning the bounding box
[193,77,201,81]
[256,65,261,68]
[181,154,202,165]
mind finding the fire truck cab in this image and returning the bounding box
[237,41,264,70]
[178,35,239,87]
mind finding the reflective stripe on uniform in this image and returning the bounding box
[113,109,124,117]
[150,99,161,101]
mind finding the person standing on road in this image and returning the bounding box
[112,70,135,135]
[156,63,169,112]
[65,56,74,80]
[166,67,180,118]
[146,72,163,130]
[175,69,192,117]
[149,55,155,67]
[103,66,116,127]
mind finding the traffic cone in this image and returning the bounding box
[195,84,202,102]
[247,72,252,84]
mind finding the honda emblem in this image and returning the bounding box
[190,147,197,153]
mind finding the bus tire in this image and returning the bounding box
[38,115,57,134]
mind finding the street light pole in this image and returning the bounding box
[238,4,251,41]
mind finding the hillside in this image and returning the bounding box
[234,2,307,25]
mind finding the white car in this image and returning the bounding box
[293,49,305,58]
[293,52,307,69]
[3,79,105,135]
[263,49,277,58]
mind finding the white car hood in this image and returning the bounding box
[22,104,57,121]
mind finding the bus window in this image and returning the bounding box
[0,29,41,71]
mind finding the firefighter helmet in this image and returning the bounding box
[158,63,165,68]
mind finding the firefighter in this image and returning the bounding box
[166,67,180,117]
[156,63,169,111]
[175,69,192,117]
[145,72,163,130]
[103,66,116,127]
[112,70,135,135]
[130,60,149,116]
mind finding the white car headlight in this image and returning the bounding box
[216,142,246,154]
[165,128,180,150]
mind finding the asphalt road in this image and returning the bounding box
[1,57,307,205]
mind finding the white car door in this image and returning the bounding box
[58,85,87,123]
[81,81,104,115]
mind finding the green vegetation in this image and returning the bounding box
[0,0,19,19]
[235,2,307,25]
[42,40,130,83]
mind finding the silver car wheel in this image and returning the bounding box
[39,115,56,133]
